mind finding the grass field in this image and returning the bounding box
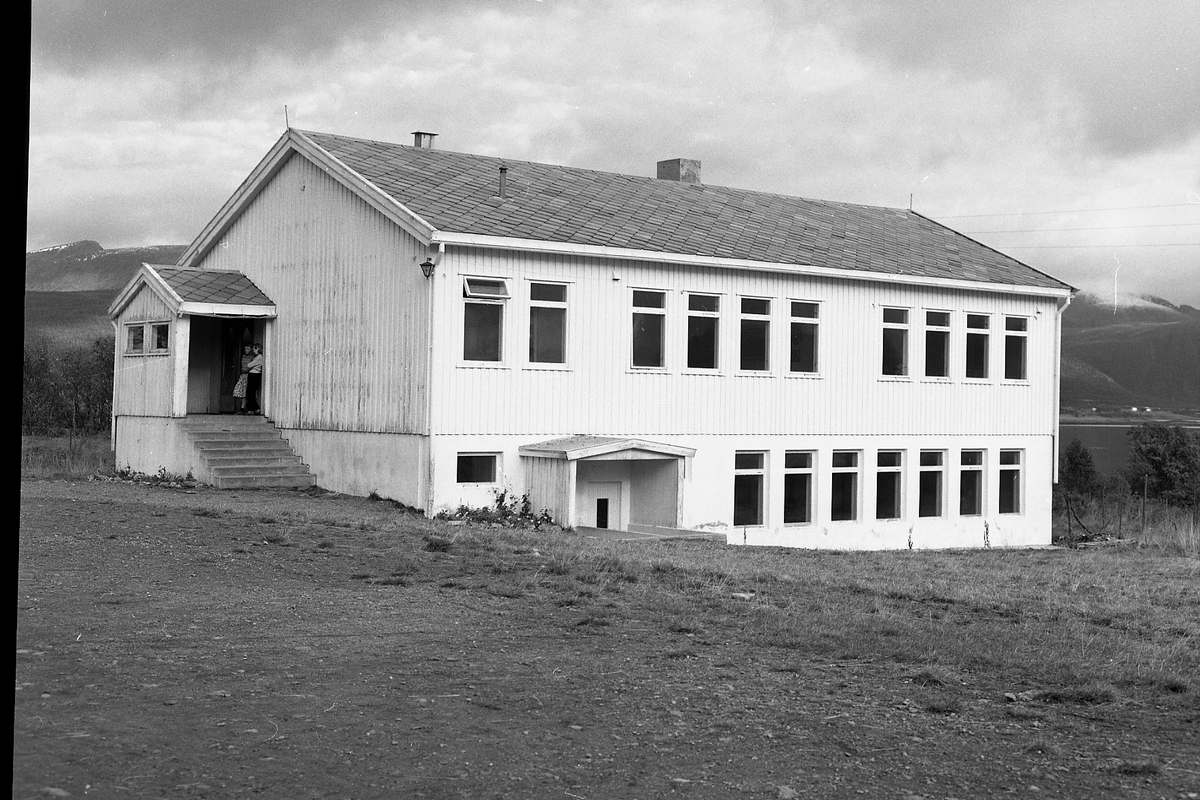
[16,479,1200,798]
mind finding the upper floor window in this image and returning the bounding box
[881,308,909,376]
[1004,317,1028,380]
[965,313,990,379]
[631,290,666,368]
[739,298,771,371]
[924,311,950,378]
[789,301,819,374]
[687,294,720,370]
[529,282,567,364]
[463,278,509,362]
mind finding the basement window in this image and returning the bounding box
[999,450,1023,514]
[733,451,766,527]
[875,450,904,520]
[783,451,815,524]
[830,451,860,522]
[919,451,946,518]
[456,454,498,483]
[960,450,985,516]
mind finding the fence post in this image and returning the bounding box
[1141,476,1148,536]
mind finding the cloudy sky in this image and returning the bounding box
[28,0,1200,305]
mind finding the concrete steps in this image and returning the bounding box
[181,415,316,489]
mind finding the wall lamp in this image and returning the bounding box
[420,258,436,278]
[419,243,445,279]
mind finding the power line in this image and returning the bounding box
[962,222,1200,234]
[936,202,1199,219]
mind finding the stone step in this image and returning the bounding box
[213,473,317,489]
[204,453,307,468]
[211,462,314,474]
[184,415,316,490]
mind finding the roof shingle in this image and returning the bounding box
[299,130,1070,291]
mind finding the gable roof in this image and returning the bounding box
[183,128,1071,294]
[519,436,696,461]
[109,264,276,319]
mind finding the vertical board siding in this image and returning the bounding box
[432,247,1060,441]
[113,288,177,417]
[195,153,429,434]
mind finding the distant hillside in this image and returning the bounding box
[24,241,187,346]
[1060,292,1200,412]
[25,240,186,292]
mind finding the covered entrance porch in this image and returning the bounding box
[519,436,696,532]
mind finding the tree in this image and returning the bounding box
[22,335,114,438]
[1059,438,1099,496]
[1124,424,1200,507]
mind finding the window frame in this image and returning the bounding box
[875,450,904,521]
[631,288,667,370]
[788,300,820,376]
[783,450,815,525]
[456,453,499,484]
[918,450,946,518]
[527,280,569,367]
[965,313,991,380]
[738,297,772,373]
[462,277,511,365]
[923,310,951,379]
[830,450,861,522]
[1003,316,1029,382]
[881,307,910,378]
[123,321,171,356]
[685,292,721,372]
[733,451,767,527]
[959,449,985,517]
[998,449,1024,514]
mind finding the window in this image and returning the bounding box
[740,298,771,371]
[125,324,145,354]
[456,454,497,483]
[784,451,815,524]
[463,278,510,362]
[1004,317,1028,380]
[632,290,666,368]
[965,314,990,379]
[529,282,567,364]
[881,308,909,376]
[733,452,766,526]
[830,451,860,521]
[687,294,720,370]
[999,450,1023,514]
[875,450,903,520]
[789,301,819,374]
[124,322,170,355]
[919,451,945,517]
[960,450,984,516]
[924,311,950,378]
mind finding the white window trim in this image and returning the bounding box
[737,296,772,375]
[1002,316,1030,383]
[123,320,171,357]
[683,291,723,374]
[788,299,821,377]
[783,450,816,526]
[460,276,510,368]
[525,280,570,371]
[630,287,668,371]
[880,306,911,380]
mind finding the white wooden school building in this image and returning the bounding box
[109,128,1074,549]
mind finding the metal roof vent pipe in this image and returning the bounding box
[498,165,508,199]
[657,158,701,184]
[412,131,438,149]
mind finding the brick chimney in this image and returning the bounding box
[412,131,438,149]
[657,158,701,184]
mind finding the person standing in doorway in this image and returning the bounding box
[234,344,252,413]
[246,343,264,415]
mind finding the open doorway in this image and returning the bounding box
[186,317,264,414]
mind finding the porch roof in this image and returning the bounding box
[109,264,277,319]
[519,435,696,461]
